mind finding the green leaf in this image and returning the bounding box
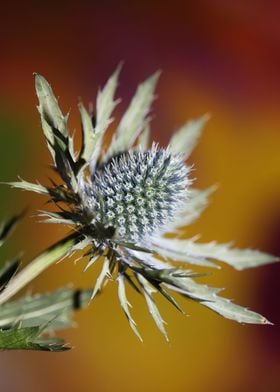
[136,273,169,341]
[117,273,143,341]
[7,178,48,195]
[163,276,271,324]
[151,283,185,314]
[0,233,78,306]
[0,286,92,330]
[105,71,160,159]
[194,241,279,270]
[78,65,122,173]
[139,267,204,282]
[129,252,271,325]
[34,74,79,193]
[123,272,142,294]
[91,257,111,299]
[169,114,209,159]
[68,132,76,162]
[95,65,122,135]
[125,248,171,271]
[51,132,79,192]
[116,241,153,253]
[87,65,122,169]
[151,237,219,268]
[152,236,278,270]
[83,253,100,272]
[0,324,70,351]
[78,102,96,165]
[203,298,271,324]
[38,211,75,226]
[35,73,68,160]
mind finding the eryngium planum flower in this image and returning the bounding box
[82,146,190,242]
[8,66,278,340]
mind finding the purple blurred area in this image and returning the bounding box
[0,1,280,391]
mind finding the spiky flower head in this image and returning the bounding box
[82,146,190,242]
[9,66,278,340]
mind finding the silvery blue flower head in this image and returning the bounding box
[10,66,278,340]
[81,145,190,243]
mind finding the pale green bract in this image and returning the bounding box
[169,114,210,159]
[0,213,91,351]
[105,71,160,160]
[2,66,278,342]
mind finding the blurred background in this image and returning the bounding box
[0,1,280,391]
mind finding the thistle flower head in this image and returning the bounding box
[82,146,190,242]
[8,66,278,341]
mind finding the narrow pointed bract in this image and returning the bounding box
[6,68,278,341]
[0,214,90,351]
[89,64,121,171]
[169,114,210,160]
[105,71,160,159]
[117,273,143,341]
[137,273,169,341]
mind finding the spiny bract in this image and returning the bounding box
[9,66,278,341]
[0,212,92,351]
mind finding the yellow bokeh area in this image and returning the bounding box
[0,1,280,391]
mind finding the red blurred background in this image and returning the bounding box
[0,1,280,391]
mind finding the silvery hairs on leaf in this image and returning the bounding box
[6,65,278,341]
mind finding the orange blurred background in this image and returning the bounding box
[0,1,280,391]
